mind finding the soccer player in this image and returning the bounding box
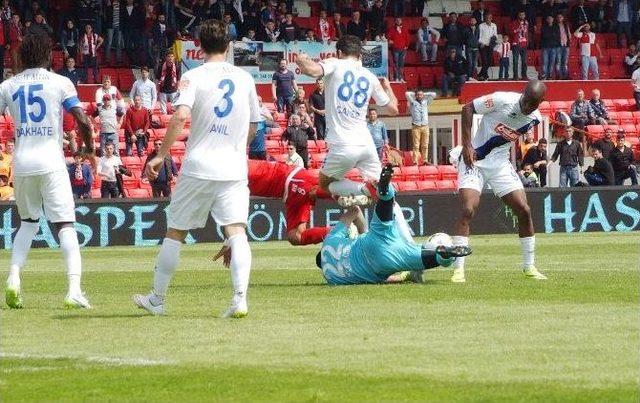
[1,33,94,309]
[450,80,547,283]
[316,165,472,285]
[133,19,261,318]
[248,159,332,245]
[296,35,399,206]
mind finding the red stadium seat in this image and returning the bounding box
[169,141,186,156]
[418,165,439,180]
[265,139,282,153]
[415,180,437,190]
[621,124,637,136]
[392,167,405,182]
[437,165,457,180]
[586,125,605,142]
[401,165,421,181]
[436,180,457,190]
[613,99,629,111]
[397,181,418,192]
[617,112,635,125]
[121,156,142,170]
[125,188,151,198]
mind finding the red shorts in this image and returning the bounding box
[284,169,318,232]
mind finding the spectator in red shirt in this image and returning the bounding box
[8,14,22,70]
[511,10,529,80]
[387,17,410,82]
[123,95,151,157]
[314,10,335,43]
[63,110,79,154]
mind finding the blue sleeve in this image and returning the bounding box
[62,96,81,112]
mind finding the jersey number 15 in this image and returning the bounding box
[12,84,46,124]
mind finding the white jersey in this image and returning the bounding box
[471,92,542,163]
[0,68,80,176]
[174,61,261,181]
[319,58,390,147]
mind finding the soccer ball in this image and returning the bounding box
[426,232,453,248]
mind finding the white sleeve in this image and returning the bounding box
[575,32,583,38]
[173,72,196,109]
[319,58,339,77]
[60,77,80,112]
[472,92,506,114]
[425,92,437,105]
[95,88,102,105]
[371,79,390,107]
[0,85,7,113]
[248,78,261,123]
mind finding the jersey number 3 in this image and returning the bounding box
[12,84,46,124]
[337,71,370,108]
[214,79,234,118]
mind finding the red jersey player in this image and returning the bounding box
[247,159,332,245]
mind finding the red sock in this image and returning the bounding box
[299,227,330,245]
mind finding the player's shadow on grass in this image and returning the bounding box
[250,282,327,288]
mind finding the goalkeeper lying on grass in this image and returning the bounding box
[315,165,472,285]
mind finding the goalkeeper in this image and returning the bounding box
[316,165,472,285]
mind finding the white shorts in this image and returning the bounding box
[321,144,381,180]
[167,175,249,231]
[13,170,76,223]
[457,158,523,198]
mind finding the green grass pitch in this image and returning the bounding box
[1,232,638,402]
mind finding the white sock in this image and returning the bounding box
[328,179,366,197]
[228,233,251,304]
[59,226,82,295]
[520,236,535,268]
[152,238,182,301]
[392,202,414,243]
[452,236,469,270]
[8,221,39,287]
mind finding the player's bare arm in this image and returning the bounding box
[378,78,399,116]
[296,53,323,78]
[70,106,96,167]
[460,102,476,167]
[146,105,189,180]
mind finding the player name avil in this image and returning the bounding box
[15,126,54,137]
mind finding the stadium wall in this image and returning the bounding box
[0,187,638,248]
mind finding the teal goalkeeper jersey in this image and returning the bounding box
[319,221,424,285]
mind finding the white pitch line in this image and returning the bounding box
[0,352,174,366]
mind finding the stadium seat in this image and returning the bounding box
[415,180,437,190]
[613,99,629,111]
[436,180,457,190]
[392,167,405,181]
[401,165,421,181]
[437,165,457,180]
[90,188,102,198]
[170,141,187,156]
[397,181,418,192]
[617,112,635,125]
[621,124,637,136]
[418,165,439,180]
[125,188,151,198]
[586,125,605,141]
[121,156,142,170]
[265,139,282,153]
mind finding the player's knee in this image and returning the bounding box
[514,203,531,219]
[287,232,302,245]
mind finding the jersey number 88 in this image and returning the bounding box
[337,71,370,108]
